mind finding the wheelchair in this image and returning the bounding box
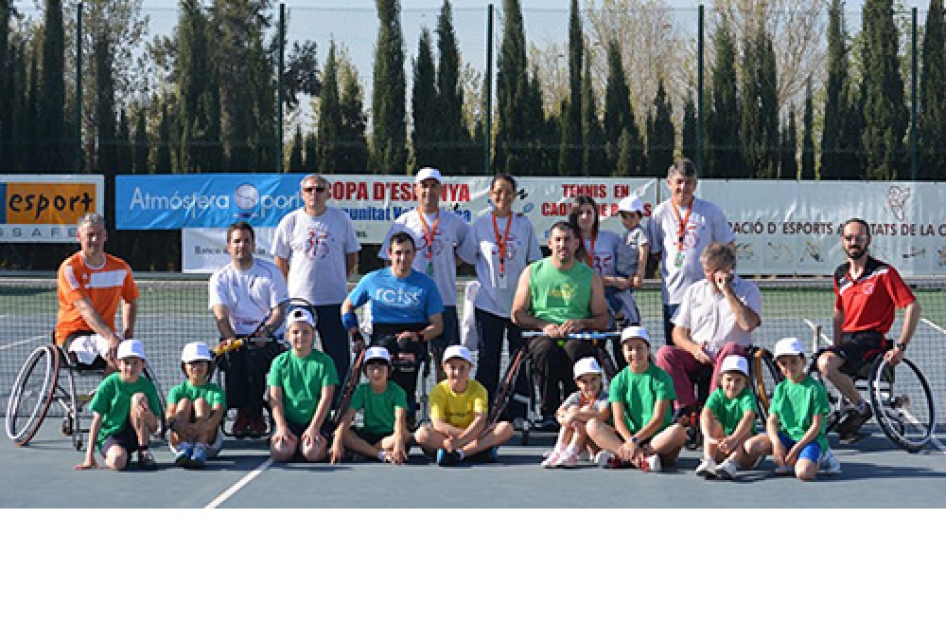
[487,331,620,445]
[808,328,935,453]
[5,340,166,451]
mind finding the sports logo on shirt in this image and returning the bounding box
[305,228,334,259]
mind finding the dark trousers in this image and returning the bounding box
[371,322,427,415]
[315,303,349,405]
[220,340,282,416]
[528,336,596,416]
[475,308,527,419]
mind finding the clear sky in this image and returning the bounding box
[138,0,930,9]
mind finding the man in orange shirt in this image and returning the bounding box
[55,213,139,369]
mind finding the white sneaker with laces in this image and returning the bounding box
[715,459,739,480]
[541,450,563,469]
[820,449,842,475]
[559,449,579,468]
[695,458,717,478]
[645,454,662,473]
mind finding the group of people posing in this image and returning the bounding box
[60,158,921,481]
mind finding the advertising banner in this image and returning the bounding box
[0,175,104,242]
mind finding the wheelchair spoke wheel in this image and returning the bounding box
[6,345,60,446]
[869,357,935,453]
[749,348,782,431]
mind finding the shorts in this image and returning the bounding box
[99,420,140,461]
[352,426,393,445]
[823,331,889,377]
[64,331,109,369]
[776,432,823,464]
[287,419,336,440]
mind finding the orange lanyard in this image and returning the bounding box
[492,212,514,275]
[670,200,693,251]
[585,235,597,270]
[417,209,441,260]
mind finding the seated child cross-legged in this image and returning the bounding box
[695,354,757,479]
[75,339,162,472]
[542,356,610,468]
[587,326,686,472]
[414,345,514,466]
[330,346,412,465]
[717,337,832,481]
[268,308,339,463]
[166,342,226,469]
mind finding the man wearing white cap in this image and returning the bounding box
[380,167,472,353]
[414,345,514,466]
[273,173,361,391]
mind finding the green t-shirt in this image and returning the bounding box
[607,363,676,433]
[349,381,408,435]
[769,375,830,451]
[528,258,594,324]
[89,372,162,448]
[267,349,339,426]
[705,387,757,435]
[168,380,226,409]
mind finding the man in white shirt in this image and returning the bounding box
[380,167,472,359]
[647,157,735,345]
[273,173,361,390]
[209,221,289,438]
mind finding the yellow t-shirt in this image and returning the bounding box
[429,379,489,429]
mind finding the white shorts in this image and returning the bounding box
[67,334,111,365]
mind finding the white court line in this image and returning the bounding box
[204,457,273,509]
[0,335,45,351]
[922,317,946,336]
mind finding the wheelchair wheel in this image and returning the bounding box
[5,345,61,446]
[143,364,168,440]
[807,360,845,435]
[488,345,529,426]
[868,357,935,453]
[749,347,782,430]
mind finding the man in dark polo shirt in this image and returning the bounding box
[816,218,922,443]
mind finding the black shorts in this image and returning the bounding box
[99,421,140,461]
[287,419,336,440]
[352,426,392,445]
[824,331,890,377]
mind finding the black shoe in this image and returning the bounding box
[436,448,463,467]
[137,449,158,471]
[836,404,872,441]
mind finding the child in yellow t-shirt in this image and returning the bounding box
[414,345,514,466]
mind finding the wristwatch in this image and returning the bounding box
[895,342,907,351]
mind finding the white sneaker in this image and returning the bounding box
[695,458,717,478]
[559,449,579,468]
[541,450,563,469]
[715,459,739,480]
[820,449,842,475]
[595,450,613,468]
[644,454,662,473]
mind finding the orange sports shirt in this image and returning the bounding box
[55,252,139,345]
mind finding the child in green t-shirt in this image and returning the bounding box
[695,355,758,479]
[717,337,831,481]
[587,326,686,472]
[166,342,226,469]
[268,308,339,463]
[330,346,411,465]
[75,339,161,472]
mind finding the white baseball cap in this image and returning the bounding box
[442,344,473,365]
[773,337,806,359]
[414,167,442,184]
[573,356,603,380]
[286,307,316,328]
[617,195,645,215]
[620,325,651,346]
[719,355,749,377]
[181,341,213,363]
[363,346,392,365]
[117,339,146,361]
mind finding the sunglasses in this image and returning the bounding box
[302,186,327,194]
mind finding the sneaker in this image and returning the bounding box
[695,458,717,478]
[715,459,739,480]
[820,449,842,476]
[247,414,267,439]
[137,449,158,471]
[836,404,872,441]
[644,454,662,473]
[558,449,579,468]
[173,442,193,467]
[189,443,207,469]
[541,450,563,468]
[436,448,463,467]
[482,446,500,464]
[595,450,613,468]
[231,410,251,438]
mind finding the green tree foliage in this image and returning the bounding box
[153,102,173,173]
[0,0,10,170]
[820,0,857,179]
[740,23,779,178]
[860,0,908,179]
[371,0,407,174]
[560,0,583,174]
[602,38,644,176]
[705,15,743,178]
[39,0,67,172]
[681,93,697,165]
[435,0,470,173]
[801,77,816,179]
[411,27,439,170]
[303,130,317,172]
[581,55,606,176]
[646,78,674,176]
[338,61,370,173]
[316,41,343,173]
[287,124,304,172]
[94,33,117,176]
[919,0,946,180]
[132,107,149,174]
[780,104,798,180]
[116,109,132,174]
[177,0,221,172]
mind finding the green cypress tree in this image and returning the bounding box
[681,93,697,165]
[860,0,908,179]
[132,108,149,174]
[39,0,66,172]
[741,24,779,178]
[603,39,632,175]
[371,0,407,174]
[177,0,218,172]
[94,34,116,176]
[706,16,743,178]
[495,0,531,173]
[435,0,469,173]
[116,109,132,174]
[411,27,438,170]
[780,105,798,180]
[560,0,583,174]
[801,77,816,179]
[647,78,675,176]
[821,0,853,179]
[338,62,370,173]
[0,0,10,169]
[154,103,173,173]
[303,130,317,172]
[316,41,342,173]
[919,0,946,179]
[287,124,304,172]
[581,55,606,176]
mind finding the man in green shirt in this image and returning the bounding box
[512,220,609,420]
